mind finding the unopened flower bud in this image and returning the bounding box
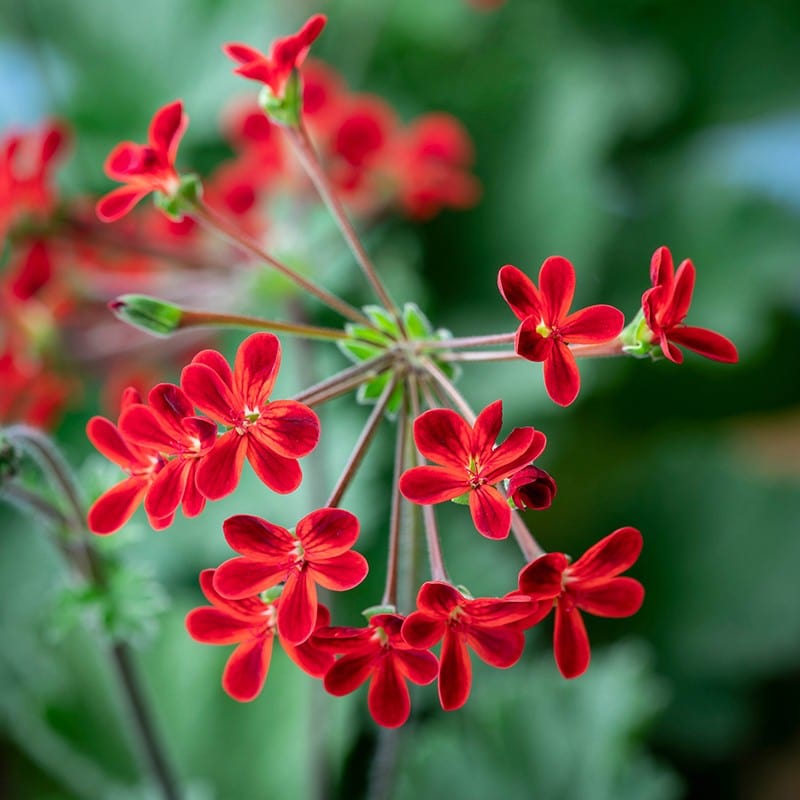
[508,466,557,511]
[109,294,183,337]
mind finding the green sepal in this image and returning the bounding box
[450,492,471,506]
[362,603,396,620]
[258,70,302,128]
[455,584,474,600]
[620,309,658,359]
[110,294,183,337]
[403,303,434,339]
[153,173,203,221]
[356,370,405,417]
[260,585,283,604]
[365,305,401,336]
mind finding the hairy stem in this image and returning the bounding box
[292,353,393,407]
[178,309,348,341]
[419,331,516,350]
[382,394,409,608]
[438,350,517,363]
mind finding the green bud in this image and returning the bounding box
[362,603,396,620]
[109,294,183,337]
[258,70,302,128]
[620,309,658,359]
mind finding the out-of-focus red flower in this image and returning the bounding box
[118,383,217,521]
[302,60,345,127]
[400,400,545,539]
[402,582,540,710]
[96,100,188,222]
[498,257,625,406]
[314,613,438,728]
[86,388,171,534]
[508,465,557,511]
[180,332,319,500]
[186,569,334,702]
[213,508,368,645]
[642,246,738,364]
[517,527,644,678]
[223,14,327,99]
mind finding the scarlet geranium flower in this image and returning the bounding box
[314,613,438,728]
[642,246,738,364]
[507,465,557,511]
[180,332,319,500]
[223,14,327,100]
[212,508,368,645]
[87,388,171,534]
[96,100,188,222]
[402,582,540,710]
[399,400,545,539]
[118,383,218,521]
[517,527,644,679]
[186,569,334,702]
[498,257,625,406]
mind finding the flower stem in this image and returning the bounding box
[508,504,544,561]
[285,124,401,324]
[178,309,348,341]
[292,353,393,407]
[325,372,401,508]
[190,200,370,326]
[419,332,517,350]
[438,350,517,363]
[382,394,409,608]
[570,338,625,358]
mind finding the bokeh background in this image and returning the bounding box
[2,0,800,798]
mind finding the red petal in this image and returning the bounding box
[560,304,624,344]
[369,659,410,727]
[235,62,276,86]
[667,326,738,363]
[324,650,376,695]
[277,570,317,645]
[222,42,265,65]
[401,613,446,649]
[543,342,580,406]
[297,507,359,556]
[104,142,144,178]
[234,333,280,410]
[213,557,289,599]
[222,637,273,702]
[180,362,239,425]
[416,581,462,616]
[120,405,178,453]
[399,466,467,504]
[148,383,194,435]
[309,551,368,591]
[553,601,590,679]
[245,436,302,494]
[518,552,568,598]
[497,264,543,321]
[296,13,327,50]
[195,430,247,500]
[470,400,503,462]
[466,624,525,669]
[223,514,294,558]
[96,187,148,222]
[438,629,471,711]
[650,245,674,289]
[412,408,472,468]
[515,317,554,362]
[86,416,137,467]
[254,400,319,458]
[144,458,188,519]
[191,349,234,387]
[284,633,335,678]
[660,332,684,364]
[469,485,511,539]
[466,595,535,626]
[572,577,644,618]
[149,100,186,163]
[664,259,695,328]
[181,463,206,517]
[481,426,539,483]
[87,477,148,535]
[185,607,254,644]
[568,526,642,582]
[393,647,439,685]
[539,256,575,325]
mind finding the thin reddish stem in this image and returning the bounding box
[438,350,517,363]
[382,393,409,608]
[292,353,393,406]
[570,338,625,358]
[419,332,517,350]
[178,309,348,341]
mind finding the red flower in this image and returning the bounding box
[96,100,188,222]
[118,383,218,521]
[402,582,539,710]
[517,527,644,679]
[498,257,625,406]
[186,569,334,702]
[223,14,327,99]
[642,246,738,364]
[508,465,557,511]
[315,614,438,728]
[399,400,545,539]
[213,508,368,645]
[180,332,319,500]
[87,388,170,534]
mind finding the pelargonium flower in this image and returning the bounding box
[508,465,557,511]
[642,246,738,364]
[402,582,541,711]
[186,569,333,702]
[400,400,545,539]
[213,508,368,645]
[96,100,188,222]
[118,383,217,521]
[314,613,438,728]
[180,332,319,500]
[223,14,327,100]
[87,388,169,534]
[517,527,644,679]
[498,257,625,406]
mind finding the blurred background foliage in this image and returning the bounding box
[2,0,800,798]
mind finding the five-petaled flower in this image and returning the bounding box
[213,508,368,645]
[642,246,738,364]
[180,332,320,500]
[402,582,542,710]
[223,14,327,100]
[400,400,545,539]
[498,257,625,406]
[314,613,439,728]
[186,569,334,702]
[517,527,644,679]
[96,100,188,222]
[119,383,218,521]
